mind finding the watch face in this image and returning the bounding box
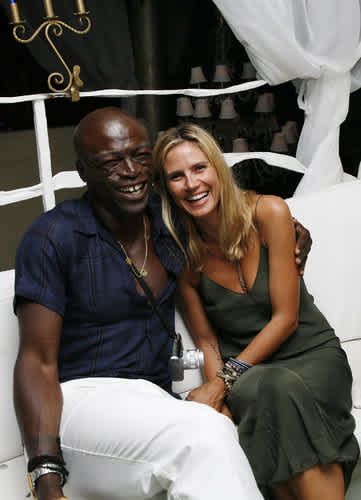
[27,466,63,497]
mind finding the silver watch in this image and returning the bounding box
[27,463,65,498]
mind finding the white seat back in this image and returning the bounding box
[287,181,361,408]
[0,270,23,463]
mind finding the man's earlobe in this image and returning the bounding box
[76,160,86,182]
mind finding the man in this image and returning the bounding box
[14,107,309,500]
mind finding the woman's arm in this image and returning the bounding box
[177,268,227,411]
[14,303,65,500]
[239,195,300,365]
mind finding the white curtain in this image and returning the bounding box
[213,0,361,195]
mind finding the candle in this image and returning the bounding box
[43,0,55,18]
[9,0,21,23]
[75,0,87,14]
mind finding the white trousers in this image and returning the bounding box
[60,377,262,500]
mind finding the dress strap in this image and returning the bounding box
[253,194,268,248]
[253,194,264,228]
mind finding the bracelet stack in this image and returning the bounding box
[216,357,252,394]
[27,441,69,499]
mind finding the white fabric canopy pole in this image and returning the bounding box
[213,0,361,196]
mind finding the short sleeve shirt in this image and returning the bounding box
[15,194,184,392]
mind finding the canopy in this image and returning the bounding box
[214,0,361,195]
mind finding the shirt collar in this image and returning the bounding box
[73,192,169,239]
[146,193,169,239]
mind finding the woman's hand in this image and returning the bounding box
[186,378,226,412]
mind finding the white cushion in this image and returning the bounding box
[353,409,361,447]
[287,181,361,410]
[287,181,361,344]
[0,455,27,499]
[0,270,23,463]
[343,340,361,410]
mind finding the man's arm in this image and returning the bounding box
[14,302,65,500]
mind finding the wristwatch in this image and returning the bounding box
[27,463,66,499]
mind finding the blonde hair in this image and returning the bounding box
[153,123,255,270]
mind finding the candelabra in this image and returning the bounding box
[9,0,91,102]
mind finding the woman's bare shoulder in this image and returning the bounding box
[253,194,291,224]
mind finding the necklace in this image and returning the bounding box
[236,261,248,294]
[118,215,149,278]
[207,245,248,294]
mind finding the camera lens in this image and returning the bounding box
[183,349,204,370]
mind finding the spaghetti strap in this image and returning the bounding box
[254,194,263,217]
[253,194,267,246]
[253,194,264,228]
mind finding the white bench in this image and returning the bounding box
[1,180,361,498]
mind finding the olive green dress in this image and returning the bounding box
[199,246,359,494]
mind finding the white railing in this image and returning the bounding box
[1,79,299,212]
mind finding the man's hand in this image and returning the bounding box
[186,378,226,412]
[220,403,233,421]
[293,217,312,276]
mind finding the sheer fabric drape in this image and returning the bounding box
[213,0,361,195]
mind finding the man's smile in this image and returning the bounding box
[118,182,147,194]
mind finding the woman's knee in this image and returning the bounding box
[260,366,306,404]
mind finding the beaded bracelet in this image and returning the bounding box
[216,358,253,394]
[227,357,253,374]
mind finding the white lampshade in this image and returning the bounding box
[190,66,207,85]
[232,138,249,153]
[213,64,231,83]
[270,132,288,153]
[176,97,194,117]
[193,98,212,118]
[263,92,275,112]
[219,98,238,119]
[285,120,299,138]
[255,94,273,113]
[282,124,297,144]
[241,62,256,80]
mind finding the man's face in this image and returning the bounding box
[78,114,153,217]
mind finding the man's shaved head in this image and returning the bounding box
[73,107,149,162]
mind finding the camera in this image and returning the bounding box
[169,333,204,381]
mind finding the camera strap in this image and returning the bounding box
[121,255,178,341]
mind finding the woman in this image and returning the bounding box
[153,124,359,500]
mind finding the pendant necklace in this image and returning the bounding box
[118,215,149,278]
[236,261,248,294]
[207,244,248,294]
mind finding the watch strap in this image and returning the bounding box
[27,464,66,499]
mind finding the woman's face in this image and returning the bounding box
[163,141,220,222]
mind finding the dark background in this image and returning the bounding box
[0,0,360,270]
